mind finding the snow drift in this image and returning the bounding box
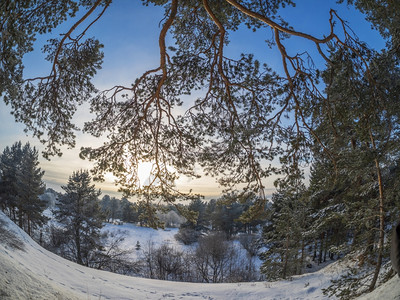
[1,210,398,299]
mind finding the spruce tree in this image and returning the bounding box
[17,143,46,235]
[120,198,138,223]
[260,172,310,280]
[0,142,46,235]
[0,141,23,219]
[109,197,119,222]
[55,169,103,266]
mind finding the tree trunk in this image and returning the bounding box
[318,232,325,265]
[313,240,317,261]
[27,215,31,236]
[282,234,290,279]
[323,236,328,262]
[369,157,385,291]
[368,129,385,291]
[12,208,16,222]
[299,239,305,275]
[18,208,23,229]
[75,228,83,265]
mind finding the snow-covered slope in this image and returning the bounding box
[356,276,400,300]
[1,210,389,300]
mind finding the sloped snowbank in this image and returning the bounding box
[356,275,400,300]
[1,210,387,300]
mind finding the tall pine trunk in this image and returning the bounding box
[368,157,385,291]
[12,208,16,223]
[318,232,325,265]
[299,239,305,275]
[369,130,385,291]
[313,240,317,261]
[18,207,23,229]
[27,215,31,236]
[282,234,290,279]
[75,227,83,265]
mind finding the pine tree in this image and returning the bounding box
[0,141,23,220]
[100,194,112,222]
[120,198,138,223]
[17,143,46,235]
[260,173,310,280]
[308,48,400,294]
[55,169,103,266]
[0,142,46,235]
[187,198,208,229]
[109,197,119,222]
[306,159,348,265]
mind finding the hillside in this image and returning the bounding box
[356,276,399,300]
[1,210,397,300]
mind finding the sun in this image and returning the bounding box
[101,161,154,189]
[137,161,154,187]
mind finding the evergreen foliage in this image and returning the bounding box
[0,142,46,236]
[260,174,310,280]
[54,169,103,266]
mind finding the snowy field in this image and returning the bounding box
[103,222,181,249]
[101,222,185,260]
[101,222,263,271]
[1,211,398,299]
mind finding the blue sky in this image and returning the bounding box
[0,0,385,199]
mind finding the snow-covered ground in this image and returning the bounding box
[1,211,398,299]
[103,223,180,249]
[101,223,263,271]
[102,222,185,260]
[357,275,400,300]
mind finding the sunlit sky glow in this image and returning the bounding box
[0,0,385,200]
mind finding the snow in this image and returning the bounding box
[102,223,185,260]
[1,211,396,299]
[356,276,400,300]
[101,223,263,271]
[102,223,180,248]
